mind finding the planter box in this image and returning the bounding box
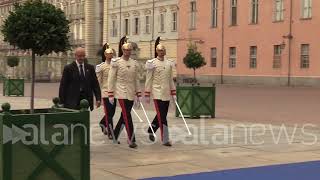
[3,78,24,96]
[0,99,90,180]
[176,83,215,118]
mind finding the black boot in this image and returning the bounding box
[99,121,108,135]
[149,133,155,142]
[107,126,114,140]
[129,142,138,148]
[163,142,172,147]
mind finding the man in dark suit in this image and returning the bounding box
[59,47,101,110]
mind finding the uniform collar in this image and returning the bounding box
[105,59,111,64]
[156,57,165,61]
[122,56,130,61]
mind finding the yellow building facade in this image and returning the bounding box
[105,0,179,61]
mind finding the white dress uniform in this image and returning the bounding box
[96,61,117,139]
[108,57,141,100]
[145,58,176,99]
[107,57,141,146]
[145,58,176,144]
[96,61,111,98]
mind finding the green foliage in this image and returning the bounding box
[183,43,206,79]
[1,0,71,112]
[1,0,71,56]
[7,56,19,67]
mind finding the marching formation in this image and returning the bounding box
[58,36,190,149]
[94,36,177,148]
[58,36,185,149]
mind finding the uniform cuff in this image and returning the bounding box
[108,91,114,97]
[171,90,176,95]
[145,91,150,97]
[144,91,150,95]
[136,92,142,97]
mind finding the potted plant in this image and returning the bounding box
[3,56,24,96]
[1,0,70,112]
[7,56,20,78]
[0,1,90,180]
[0,98,90,180]
[176,43,216,118]
[183,43,206,82]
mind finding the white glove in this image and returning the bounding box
[109,97,114,105]
[134,96,142,108]
[145,96,150,104]
[172,95,177,102]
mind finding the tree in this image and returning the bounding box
[1,0,70,112]
[7,56,20,78]
[7,56,19,68]
[183,43,206,81]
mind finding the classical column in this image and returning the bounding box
[85,0,96,58]
[79,19,83,40]
[103,0,109,44]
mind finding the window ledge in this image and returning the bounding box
[300,17,312,21]
[272,20,284,23]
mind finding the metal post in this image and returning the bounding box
[287,0,293,86]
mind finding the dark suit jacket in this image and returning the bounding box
[59,61,101,110]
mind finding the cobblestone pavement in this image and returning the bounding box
[1,91,320,179]
[1,82,320,124]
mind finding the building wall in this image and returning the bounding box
[0,0,103,81]
[106,0,179,60]
[59,0,86,52]
[0,0,102,58]
[0,0,21,54]
[178,0,320,86]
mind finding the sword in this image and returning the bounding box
[140,102,156,137]
[175,99,192,135]
[108,126,118,144]
[132,108,144,122]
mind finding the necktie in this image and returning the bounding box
[79,64,85,80]
[79,64,85,92]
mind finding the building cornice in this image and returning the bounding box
[108,0,178,12]
[158,6,167,13]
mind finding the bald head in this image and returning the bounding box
[75,47,86,64]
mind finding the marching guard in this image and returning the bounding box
[96,44,117,140]
[144,40,176,146]
[107,37,141,148]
